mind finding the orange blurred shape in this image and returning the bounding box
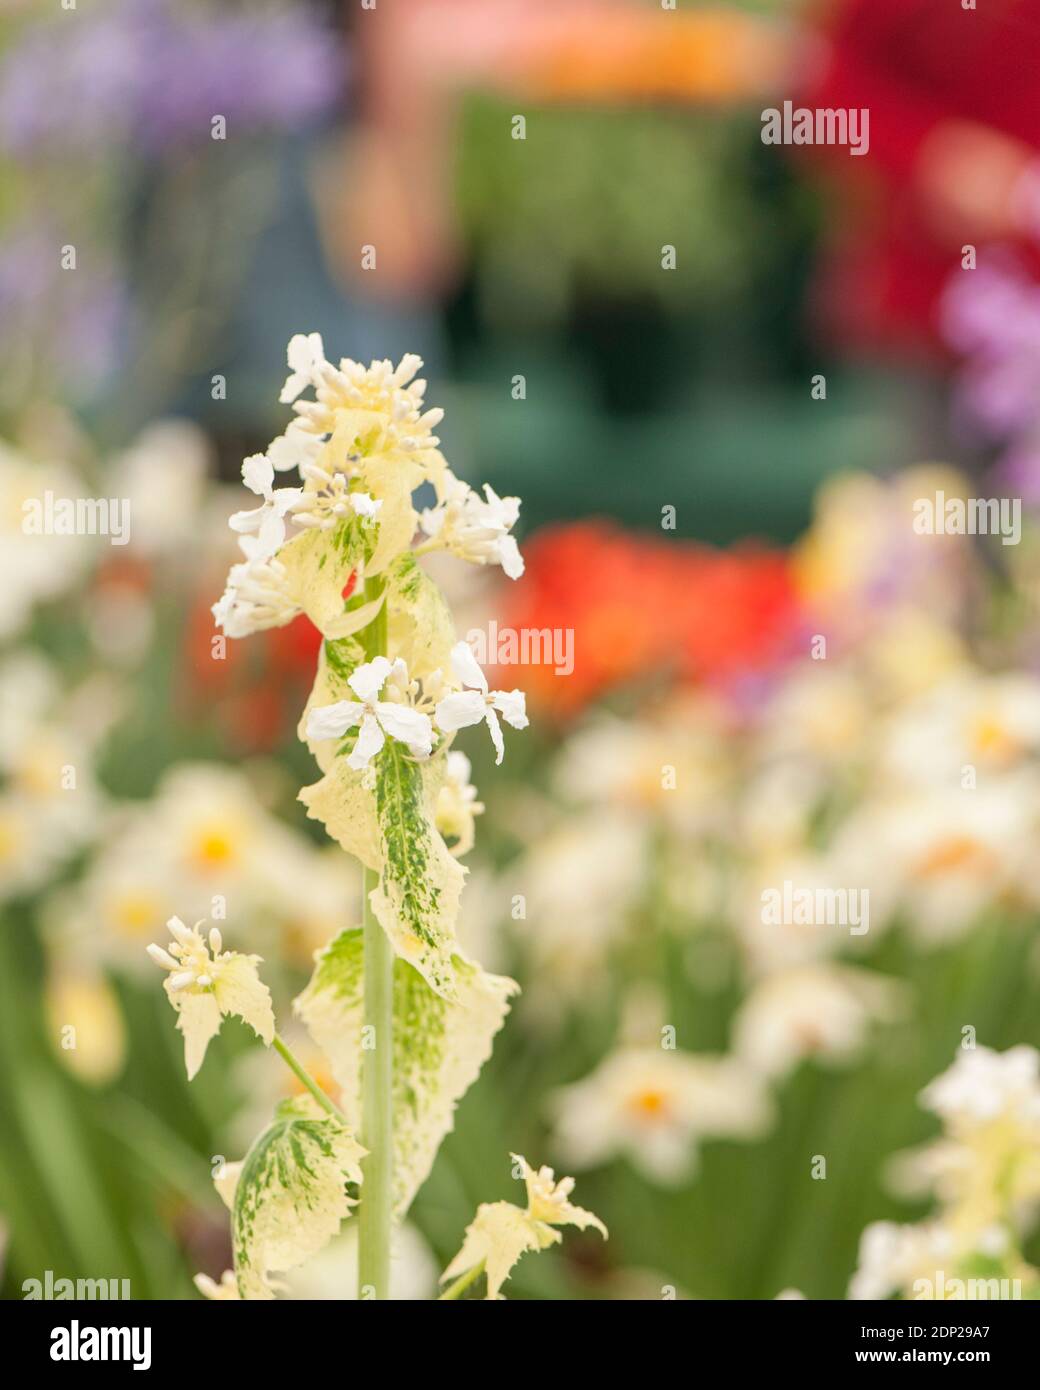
[181,586,322,752]
[499,520,801,719]
[513,10,792,105]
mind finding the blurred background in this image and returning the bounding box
[3,0,1040,1300]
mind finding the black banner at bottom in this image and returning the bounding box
[0,1294,1032,1372]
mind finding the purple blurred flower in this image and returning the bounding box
[0,0,343,157]
[993,439,1040,507]
[942,257,1040,441]
[0,223,126,390]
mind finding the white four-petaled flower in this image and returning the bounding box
[306,656,434,771]
[228,453,302,558]
[419,473,524,579]
[435,642,527,765]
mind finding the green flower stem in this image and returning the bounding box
[272,1034,347,1125]
[438,1260,486,1301]
[358,574,393,1300]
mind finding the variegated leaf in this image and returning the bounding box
[370,739,465,998]
[229,1097,365,1301]
[298,635,366,772]
[385,553,457,681]
[295,929,517,1218]
[279,519,378,639]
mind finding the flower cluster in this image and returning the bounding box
[142,336,580,1301]
[850,1046,1040,1300]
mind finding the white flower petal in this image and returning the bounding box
[347,712,385,770]
[450,640,488,693]
[242,453,274,497]
[350,492,383,520]
[435,690,487,732]
[348,656,393,705]
[446,749,472,786]
[280,332,325,403]
[498,534,525,580]
[256,507,287,558]
[306,701,364,741]
[288,331,325,374]
[485,707,505,765]
[491,689,528,730]
[376,702,434,756]
[228,503,267,535]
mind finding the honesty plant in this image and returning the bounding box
[147,337,603,1299]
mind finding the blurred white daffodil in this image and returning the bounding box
[147,917,274,1079]
[306,656,434,771]
[435,642,527,765]
[440,1154,606,1300]
[551,1046,772,1184]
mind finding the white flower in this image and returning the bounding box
[305,656,434,771]
[287,458,383,531]
[434,750,484,855]
[849,1220,956,1300]
[0,443,92,639]
[733,965,904,1080]
[419,473,524,579]
[840,777,1038,946]
[348,491,382,521]
[881,674,1040,790]
[211,550,301,638]
[551,1046,772,1185]
[267,419,323,474]
[440,1153,606,1300]
[434,642,528,765]
[228,454,302,558]
[271,339,444,460]
[279,332,328,405]
[147,916,275,1079]
[513,808,647,1011]
[111,420,210,557]
[891,1047,1040,1238]
[920,1045,1040,1130]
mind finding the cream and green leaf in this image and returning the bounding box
[385,553,456,680]
[370,739,466,998]
[279,518,380,640]
[224,1096,366,1301]
[295,928,517,1219]
[298,634,366,771]
[299,756,383,873]
[362,452,425,577]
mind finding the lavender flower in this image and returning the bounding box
[942,257,1040,441]
[0,0,342,157]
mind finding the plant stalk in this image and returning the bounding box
[358,575,393,1299]
[272,1034,347,1124]
[438,1259,486,1301]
